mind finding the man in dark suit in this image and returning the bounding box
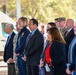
[64,19,75,63]
[23,18,44,75]
[3,23,16,75]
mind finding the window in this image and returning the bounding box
[1,23,8,37]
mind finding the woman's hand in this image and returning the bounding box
[66,68,72,74]
[23,55,27,61]
[14,52,20,56]
[39,58,44,69]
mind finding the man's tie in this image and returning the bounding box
[65,31,69,37]
[6,36,10,46]
[26,33,32,46]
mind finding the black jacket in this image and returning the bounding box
[24,29,44,65]
[4,32,15,62]
[50,41,67,75]
[15,27,30,55]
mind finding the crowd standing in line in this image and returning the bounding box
[15,17,30,75]
[3,17,76,75]
[3,23,16,75]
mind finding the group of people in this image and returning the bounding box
[3,17,76,75]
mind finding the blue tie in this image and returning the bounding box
[6,36,10,46]
[26,33,32,46]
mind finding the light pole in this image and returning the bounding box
[16,0,21,20]
[2,5,6,13]
[0,0,8,13]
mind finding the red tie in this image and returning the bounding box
[26,33,32,46]
[65,31,69,36]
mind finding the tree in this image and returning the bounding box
[0,0,76,23]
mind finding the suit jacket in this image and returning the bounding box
[24,29,44,65]
[15,27,30,55]
[68,36,76,63]
[50,41,67,75]
[67,36,76,71]
[64,28,75,62]
[40,40,49,62]
[69,43,76,71]
[4,32,16,62]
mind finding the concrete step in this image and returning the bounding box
[0,67,7,75]
[0,56,3,61]
[0,51,4,61]
[0,61,7,67]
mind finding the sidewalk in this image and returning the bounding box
[0,61,18,75]
[0,67,7,75]
[0,61,7,67]
[0,61,7,75]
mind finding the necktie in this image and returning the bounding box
[26,33,32,46]
[6,36,10,46]
[65,31,69,37]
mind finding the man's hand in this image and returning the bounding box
[39,58,44,69]
[23,55,27,61]
[9,58,14,63]
[66,68,72,74]
[14,52,20,56]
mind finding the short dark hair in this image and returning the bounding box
[48,22,56,27]
[30,18,38,26]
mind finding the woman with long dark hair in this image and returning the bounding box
[46,27,67,75]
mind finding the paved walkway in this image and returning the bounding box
[0,61,7,67]
[0,61,7,75]
[0,61,18,75]
[0,67,7,75]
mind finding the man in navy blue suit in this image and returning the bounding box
[3,23,16,75]
[66,25,76,75]
[23,18,44,75]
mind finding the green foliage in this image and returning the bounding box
[7,0,16,18]
[0,0,76,23]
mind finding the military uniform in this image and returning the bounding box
[55,17,67,36]
[13,34,18,75]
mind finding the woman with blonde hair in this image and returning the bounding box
[46,27,67,75]
[15,17,30,75]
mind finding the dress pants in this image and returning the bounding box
[17,56,27,75]
[26,65,39,75]
[8,63,16,75]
